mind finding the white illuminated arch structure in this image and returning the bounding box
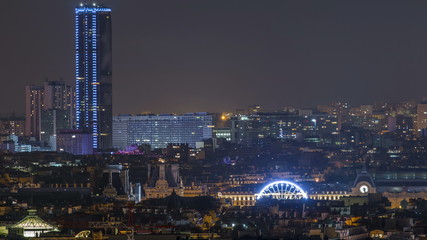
[75,230,91,238]
[256,181,308,200]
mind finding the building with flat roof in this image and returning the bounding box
[113,113,213,149]
[56,129,93,155]
[75,4,113,150]
[0,117,25,136]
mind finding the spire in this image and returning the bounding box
[361,152,369,173]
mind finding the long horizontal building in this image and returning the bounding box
[218,170,427,208]
[113,113,213,149]
[230,113,339,146]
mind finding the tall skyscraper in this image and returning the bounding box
[75,4,113,150]
[25,85,44,139]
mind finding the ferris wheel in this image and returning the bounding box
[256,181,308,200]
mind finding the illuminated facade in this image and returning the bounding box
[230,113,339,146]
[144,164,184,199]
[8,210,58,238]
[0,117,25,136]
[113,113,213,149]
[219,190,351,207]
[256,181,308,199]
[57,129,93,155]
[75,4,113,150]
[218,181,350,207]
[351,170,427,208]
[417,103,427,134]
[25,85,44,140]
[218,191,257,207]
[219,172,427,208]
[25,81,74,142]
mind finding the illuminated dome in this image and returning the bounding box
[9,210,58,238]
[256,181,308,200]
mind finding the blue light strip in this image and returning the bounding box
[75,5,111,149]
[84,14,89,129]
[75,14,80,129]
[91,13,98,149]
[75,7,111,13]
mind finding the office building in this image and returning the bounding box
[113,113,213,149]
[213,128,231,141]
[75,4,113,150]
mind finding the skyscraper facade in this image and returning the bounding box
[75,4,113,150]
[25,85,44,139]
[0,117,25,136]
[112,113,213,149]
[25,81,74,141]
[417,103,427,135]
[43,81,75,124]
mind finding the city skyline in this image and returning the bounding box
[3,2,427,238]
[2,1,427,115]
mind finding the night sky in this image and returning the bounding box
[2,1,427,115]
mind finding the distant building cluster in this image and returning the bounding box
[25,80,75,144]
[1,0,426,158]
[3,98,427,155]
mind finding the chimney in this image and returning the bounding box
[147,163,151,183]
[159,164,166,179]
[171,164,179,183]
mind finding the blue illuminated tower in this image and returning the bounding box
[75,4,112,150]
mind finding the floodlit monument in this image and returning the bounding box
[8,210,58,238]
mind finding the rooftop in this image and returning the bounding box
[11,210,56,230]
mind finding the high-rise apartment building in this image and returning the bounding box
[25,85,44,139]
[25,81,74,141]
[75,4,113,150]
[416,103,427,134]
[43,81,75,122]
[113,113,213,149]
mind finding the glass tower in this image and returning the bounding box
[75,4,113,150]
